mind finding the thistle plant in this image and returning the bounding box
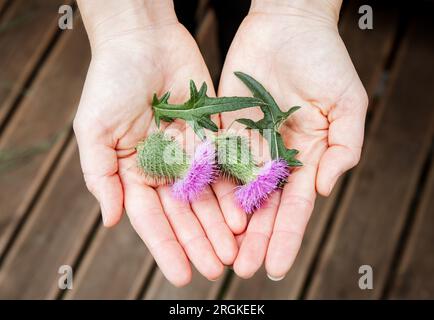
[235,159,289,214]
[137,132,217,201]
[214,134,256,184]
[213,133,290,213]
[172,139,218,202]
[136,72,302,212]
[136,132,188,184]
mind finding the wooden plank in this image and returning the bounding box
[0,0,9,15]
[0,0,71,127]
[338,1,400,103]
[306,8,434,299]
[225,195,336,299]
[144,268,223,300]
[196,8,221,86]
[388,156,434,299]
[223,2,400,299]
[0,140,100,299]
[65,217,154,300]
[0,18,89,266]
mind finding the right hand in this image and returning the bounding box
[74,0,237,286]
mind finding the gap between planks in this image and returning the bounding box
[0,16,93,298]
[0,0,12,20]
[0,11,86,265]
[386,143,434,298]
[0,0,75,133]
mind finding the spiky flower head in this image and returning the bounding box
[214,133,257,184]
[235,159,289,214]
[136,132,189,184]
[172,139,218,202]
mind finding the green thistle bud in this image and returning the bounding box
[136,132,189,184]
[214,134,258,184]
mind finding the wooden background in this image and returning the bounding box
[0,0,433,299]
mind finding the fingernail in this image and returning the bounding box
[267,274,285,281]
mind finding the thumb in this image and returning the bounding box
[316,86,368,196]
[73,120,124,227]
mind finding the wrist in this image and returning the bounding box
[250,0,342,24]
[78,0,177,49]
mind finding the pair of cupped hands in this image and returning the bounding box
[73,0,367,286]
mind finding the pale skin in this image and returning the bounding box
[74,0,367,285]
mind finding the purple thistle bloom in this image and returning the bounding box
[235,159,289,214]
[172,140,217,202]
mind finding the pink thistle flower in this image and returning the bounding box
[235,159,289,214]
[172,140,218,202]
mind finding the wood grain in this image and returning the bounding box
[338,1,400,104]
[196,8,221,86]
[306,8,434,299]
[388,155,434,299]
[0,0,72,127]
[65,217,154,299]
[144,268,223,300]
[0,17,90,278]
[0,141,100,299]
[0,0,9,16]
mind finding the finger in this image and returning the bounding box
[157,186,224,281]
[122,181,191,287]
[235,233,245,247]
[165,114,237,266]
[74,123,123,227]
[212,180,248,234]
[233,190,281,279]
[316,88,368,196]
[190,186,238,265]
[265,163,316,280]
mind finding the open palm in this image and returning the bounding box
[218,12,368,279]
[73,23,237,286]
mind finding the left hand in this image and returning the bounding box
[217,0,368,280]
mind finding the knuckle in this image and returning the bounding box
[181,233,207,250]
[280,195,314,212]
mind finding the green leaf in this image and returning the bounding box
[197,117,219,132]
[234,71,302,167]
[152,81,267,140]
[187,120,206,140]
[283,106,301,118]
[236,118,261,130]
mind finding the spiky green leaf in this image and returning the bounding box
[152,80,267,140]
[234,71,302,167]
